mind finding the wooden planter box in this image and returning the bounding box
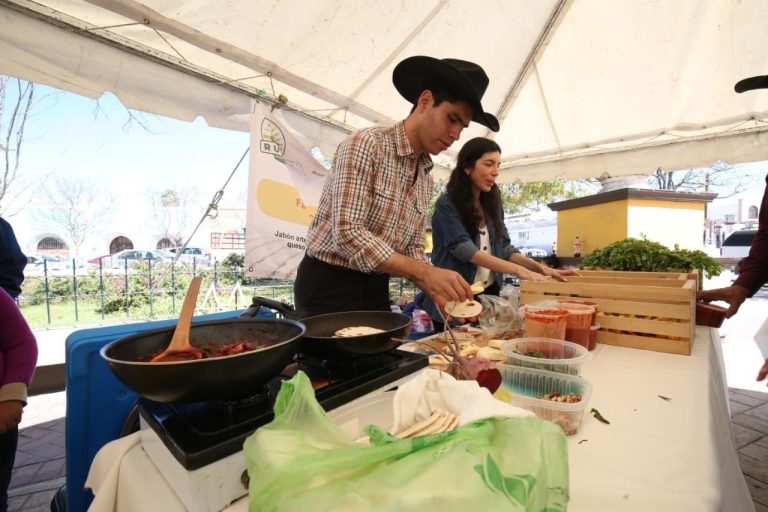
[520,270,697,355]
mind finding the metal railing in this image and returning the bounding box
[20,258,421,329]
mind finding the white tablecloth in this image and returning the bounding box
[85,326,754,511]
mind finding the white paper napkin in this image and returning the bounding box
[390,368,533,434]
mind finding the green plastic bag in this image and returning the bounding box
[243,371,569,511]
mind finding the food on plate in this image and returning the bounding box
[488,339,505,348]
[445,299,483,318]
[334,326,386,337]
[470,280,485,294]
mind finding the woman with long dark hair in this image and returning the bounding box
[422,137,576,325]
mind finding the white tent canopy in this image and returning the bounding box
[1,0,767,182]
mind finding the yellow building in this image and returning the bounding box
[549,189,717,257]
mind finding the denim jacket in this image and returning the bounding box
[422,195,517,322]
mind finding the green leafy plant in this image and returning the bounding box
[580,237,722,280]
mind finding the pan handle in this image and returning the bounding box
[243,296,298,319]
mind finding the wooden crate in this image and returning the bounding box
[520,270,697,355]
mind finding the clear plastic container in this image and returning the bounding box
[559,300,599,326]
[495,363,592,436]
[560,303,594,349]
[523,307,568,340]
[500,337,590,375]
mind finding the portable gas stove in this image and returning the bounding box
[138,350,428,512]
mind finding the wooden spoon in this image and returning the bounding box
[151,276,204,362]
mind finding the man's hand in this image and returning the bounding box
[696,285,749,318]
[0,400,23,434]
[758,358,768,382]
[414,265,473,315]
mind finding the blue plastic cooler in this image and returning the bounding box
[64,309,271,512]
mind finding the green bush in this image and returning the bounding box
[580,237,722,280]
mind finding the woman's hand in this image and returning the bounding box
[540,267,580,282]
[0,400,23,434]
[518,270,552,282]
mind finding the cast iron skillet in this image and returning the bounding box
[100,310,305,403]
[248,297,411,358]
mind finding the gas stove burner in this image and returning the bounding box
[206,385,274,412]
[139,350,428,470]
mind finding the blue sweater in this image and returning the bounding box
[422,195,517,322]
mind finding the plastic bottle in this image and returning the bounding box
[500,278,520,310]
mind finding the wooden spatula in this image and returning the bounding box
[151,276,203,362]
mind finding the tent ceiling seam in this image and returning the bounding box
[81,0,394,125]
[2,0,354,134]
[488,0,572,136]
[347,0,449,102]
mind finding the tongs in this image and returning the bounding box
[435,305,471,379]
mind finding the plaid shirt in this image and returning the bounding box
[306,121,433,273]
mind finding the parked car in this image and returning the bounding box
[515,246,548,258]
[99,249,174,268]
[721,229,757,258]
[27,253,66,266]
[168,246,212,266]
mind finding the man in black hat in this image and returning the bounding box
[294,56,499,317]
[697,73,768,382]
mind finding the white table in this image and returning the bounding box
[85,326,754,511]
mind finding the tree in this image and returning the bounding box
[0,77,34,212]
[498,178,590,214]
[146,186,201,247]
[650,161,745,198]
[35,176,114,261]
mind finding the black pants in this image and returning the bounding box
[294,254,390,318]
[0,428,18,512]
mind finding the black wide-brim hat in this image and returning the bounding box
[393,56,500,132]
[735,75,768,93]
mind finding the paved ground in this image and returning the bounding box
[7,270,768,511]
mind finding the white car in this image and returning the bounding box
[168,247,212,266]
[721,229,756,258]
[516,246,548,258]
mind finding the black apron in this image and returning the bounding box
[294,254,390,318]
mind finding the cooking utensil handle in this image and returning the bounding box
[165,276,202,352]
[247,296,297,319]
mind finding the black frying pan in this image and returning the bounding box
[100,312,305,403]
[248,297,411,358]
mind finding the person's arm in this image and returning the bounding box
[508,252,579,282]
[698,175,768,318]
[696,285,750,318]
[469,251,550,281]
[0,288,38,434]
[377,254,472,313]
[0,217,27,299]
[733,174,768,296]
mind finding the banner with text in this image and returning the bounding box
[245,102,330,279]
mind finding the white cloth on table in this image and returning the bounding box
[389,368,533,434]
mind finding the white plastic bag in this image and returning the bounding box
[477,294,521,338]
